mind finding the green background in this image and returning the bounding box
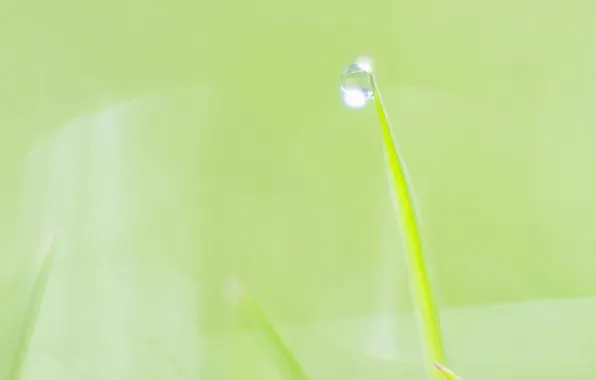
[2,0,596,379]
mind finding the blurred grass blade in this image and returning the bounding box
[434,363,464,380]
[370,74,447,379]
[246,297,310,380]
[228,279,309,380]
[8,233,56,380]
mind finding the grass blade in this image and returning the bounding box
[434,363,464,380]
[8,233,56,380]
[369,74,447,380]
[226,279,309,380]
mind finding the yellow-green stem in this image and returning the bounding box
[8,234,56,380]
[370,74,446,380]
[236,285,309,380]
[434,362,464,380]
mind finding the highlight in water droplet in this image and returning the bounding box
[340,56,374,109]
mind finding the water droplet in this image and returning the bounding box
[340,56,374,109]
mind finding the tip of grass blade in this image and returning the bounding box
[433,363,464,380]
[222,276,309,380]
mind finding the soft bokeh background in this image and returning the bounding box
[2,0,596,379]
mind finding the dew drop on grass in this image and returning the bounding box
[340,56,374,109]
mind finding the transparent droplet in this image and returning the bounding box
[340,56,374,109]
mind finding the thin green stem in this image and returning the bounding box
[8,234,56,380]
[247,297,309,380]
[232,281,309,380]
[434,362,464,380]
[370,74,446,380]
